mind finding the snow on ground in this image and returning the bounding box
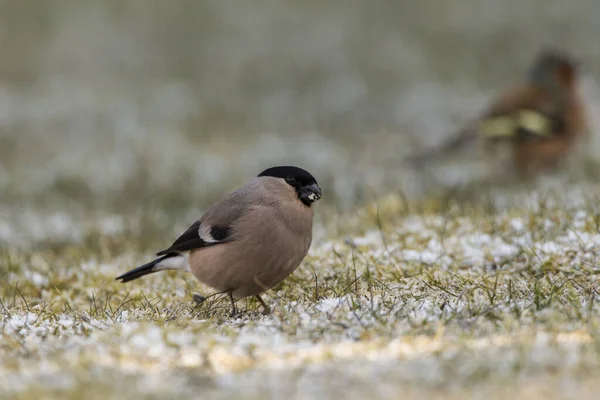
[2,186,600,399]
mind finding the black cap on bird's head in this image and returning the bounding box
[528,48,579,88]
[258,166,322,206]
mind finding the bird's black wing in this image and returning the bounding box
[155,182,265,256]
[155,180,266,256]
[155,221,232,256]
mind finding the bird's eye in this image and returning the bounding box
[285,176,296,184]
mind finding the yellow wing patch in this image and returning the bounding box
[480,116,517,138]
[517,110,552,137]
[480,110,553,139]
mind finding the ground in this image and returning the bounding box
[3,2,600,398]
[2,183,600,399]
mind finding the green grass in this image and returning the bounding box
[3,183,600,399]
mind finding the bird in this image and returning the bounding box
[406,48,589,178]
[115,166,322,316]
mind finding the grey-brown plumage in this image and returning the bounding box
[116,166,322,316]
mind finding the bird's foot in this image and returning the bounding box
[255,295,271,315]
[192,293,206,304]
[261,306,271,316]
[227,292,240,318]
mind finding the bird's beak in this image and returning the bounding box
[300,183,322,203]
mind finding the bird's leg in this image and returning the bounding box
[192,293,206,304]
[254,295,271,315]
[228,292,237,317]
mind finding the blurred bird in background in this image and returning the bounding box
[406,48,589,179]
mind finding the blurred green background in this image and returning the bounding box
[1,0,600,215]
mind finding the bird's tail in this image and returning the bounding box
[404,128,479,168]
[115,253,189,283]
